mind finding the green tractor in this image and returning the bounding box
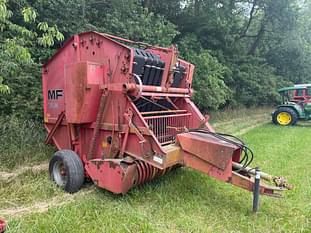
[272,84,311,126]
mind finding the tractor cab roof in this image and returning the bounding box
[278,86,308,93]
[294,84,311,88]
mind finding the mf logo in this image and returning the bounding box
[48,89,63,100]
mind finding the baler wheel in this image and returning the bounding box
[49,150,84,193]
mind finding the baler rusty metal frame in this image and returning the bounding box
[0,219,5,233]
[43,31,291,201]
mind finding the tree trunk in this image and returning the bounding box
[248,21,266,55]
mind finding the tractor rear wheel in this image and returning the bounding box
[49,150,84,193]
[272,107,298,126]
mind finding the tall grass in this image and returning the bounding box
[209,107,272,134]
[208,106,273,123]
[0,117,54,170]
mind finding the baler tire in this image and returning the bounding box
[49,150,84,193]
[272,107,298,126]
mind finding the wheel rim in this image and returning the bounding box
[277,112,292,125]
[52,160,68,187]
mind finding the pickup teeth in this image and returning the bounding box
[133,160,175,186]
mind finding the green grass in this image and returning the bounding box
[0,170,63,209]
[208,106,273,124]
[0,117,54,170]
[1,110,311,232]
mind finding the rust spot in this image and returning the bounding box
[120,63,129,74]
[90,36,94,43]
[72,42,78,49]
[92,160,104,170]
[109,161,118,169]
[80,39,86,46]
[96,40,102,47]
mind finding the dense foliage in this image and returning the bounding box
[1,0,311,117]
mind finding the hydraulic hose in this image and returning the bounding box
[188,128,254,171]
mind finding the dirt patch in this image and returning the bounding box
[235,121,268,136]
[213,114,268,128]
[213,113,270,135]
[0,163,48,181]
[0,188,94,218]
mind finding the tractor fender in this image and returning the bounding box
[274,104,303,118]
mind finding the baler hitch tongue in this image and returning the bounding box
[232,162,293,197]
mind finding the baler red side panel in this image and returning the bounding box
[44,124,71,150]
[42,36,79,122]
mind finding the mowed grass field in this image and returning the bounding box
[1,108,311,233]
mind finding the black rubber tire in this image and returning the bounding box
[272,107,298,126]
[49,149,84,193]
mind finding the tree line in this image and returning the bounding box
[1,0,311,118]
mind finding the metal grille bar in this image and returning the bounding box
[144,113,191,145]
